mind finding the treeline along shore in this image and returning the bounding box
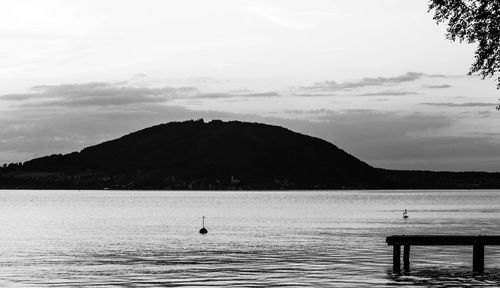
[1,120,500,190]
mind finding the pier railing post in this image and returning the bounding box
[393,245,401,273]
[473,243,484,274]
[403,245,410,272]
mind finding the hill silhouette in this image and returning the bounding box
[2,119,500,190]
[0,119,382,189]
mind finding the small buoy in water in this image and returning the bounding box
[403,209,409,219]
[199,216,208,234]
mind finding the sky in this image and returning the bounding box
[0,0,499,171]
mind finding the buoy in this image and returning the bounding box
[403,209,409,219]
[199,216,208,234]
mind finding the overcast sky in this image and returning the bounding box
[1,0,499,171]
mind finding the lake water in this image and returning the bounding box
[0,190,499,287]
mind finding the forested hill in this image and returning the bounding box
[0,119,382,189]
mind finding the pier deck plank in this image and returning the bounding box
[386,235,500,246]
[386,235,500,274]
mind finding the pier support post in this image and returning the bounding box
[393,245,401,273]
[473,243,484,274]
[403,245,410,272]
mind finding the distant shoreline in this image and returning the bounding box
[2,169,500,190]
[1,186,500,191]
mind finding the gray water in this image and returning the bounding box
[0,190,499,287]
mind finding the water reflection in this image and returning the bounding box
[388,268,500,287]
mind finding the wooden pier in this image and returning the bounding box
[386,235,500,274]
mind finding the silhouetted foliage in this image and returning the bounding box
[428,0,500,108]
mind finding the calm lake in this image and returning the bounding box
[0,190,499,287]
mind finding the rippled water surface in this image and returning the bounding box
[0,190,499,287]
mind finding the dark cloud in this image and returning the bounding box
[0,82,280,107]
[357,91,419,96]
[1,94,36,101]
[1,82,199,107]
[422,102,498,107]
[427,74,449,78]
[228,89,254,94]
[292,93,336,97]
[422,84,452,89]
[283,108,332,114]
[476,110,493,118]
[292,90,418,97]
[274,109,500,171]
[195,91,280,99]
[300,72,447,92]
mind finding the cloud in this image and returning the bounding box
[300,72,447,92]
[274,109,500,171]
[291,93,336,97]
[1,79,500,172]
[1,103,500,172]
[421,102,498,107]
[0,83,281,107]
[422,84,452,89]
[195,91,280,99]
[357,91,419,96]
[291,90,418,97]
[1,82,199,107]
[283,108,333,115]
[1,94,36,101]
